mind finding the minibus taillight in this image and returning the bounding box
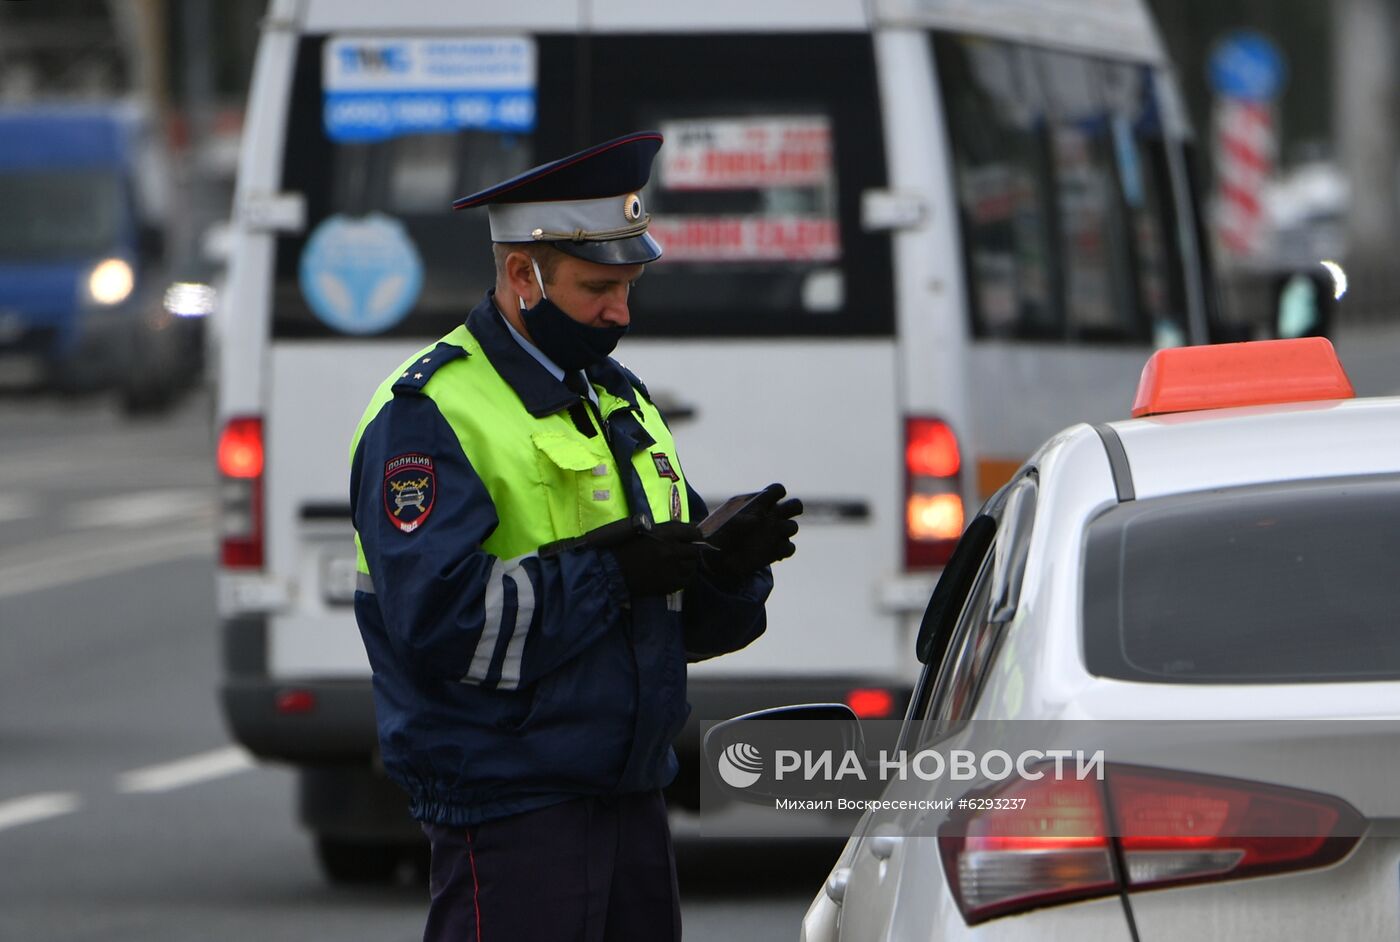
[904,417,964,569]
[218,416,264,569]
[939,765,1363,925]
[845,687,895,719]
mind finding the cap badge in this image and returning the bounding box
[623,193,643,222]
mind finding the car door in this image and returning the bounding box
[834,478,1029,938]
[837,472,1134,939]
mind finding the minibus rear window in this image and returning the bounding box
[1082,476,1400,684]
[580,33,892,338]
[272,33,892,341]
[934,34,1191,346]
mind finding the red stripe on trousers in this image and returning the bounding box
[467,830,482,941]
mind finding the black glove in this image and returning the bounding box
[606,521,704,596]
[704,483,802,581]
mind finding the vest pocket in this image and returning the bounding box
[529,431,601,472]
[530,431,624,534]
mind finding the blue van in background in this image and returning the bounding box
[0,104,178,399]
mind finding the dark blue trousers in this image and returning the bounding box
[421,790,681,942]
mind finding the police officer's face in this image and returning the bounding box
[543,256,644,328]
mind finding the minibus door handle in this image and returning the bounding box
[650,392,697,422]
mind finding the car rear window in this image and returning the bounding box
[1083,476,1400,684]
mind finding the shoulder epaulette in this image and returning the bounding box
[617,364,653,404]
[392,343,469,395]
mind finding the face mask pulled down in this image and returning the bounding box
[519,258,627,372]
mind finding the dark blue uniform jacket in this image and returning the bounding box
[350,298,772,826]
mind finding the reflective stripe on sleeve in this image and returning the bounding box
[496,560,536,689]
[462,555,536,688]
[356,571,375,594]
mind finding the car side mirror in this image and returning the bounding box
[1273,268,1335,340]
[702,703,865,803]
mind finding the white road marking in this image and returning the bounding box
[0,526,213,600]
[116,746,255,795]
[0,456,81,487]
[0,494,30,525]
[0,792,81,832]
[75,490,213,529]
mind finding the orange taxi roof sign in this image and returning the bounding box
[1132,337,1354,418]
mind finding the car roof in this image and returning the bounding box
[988,393,1400,723]
[1104,395,1400,500]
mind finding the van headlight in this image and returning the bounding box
[86,258,135,306]
[163,281,217,318]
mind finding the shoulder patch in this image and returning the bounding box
[383,453,436,532]
[392,342,469,396]
[616,364,652,404]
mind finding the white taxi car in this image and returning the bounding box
[705,338,1400,939]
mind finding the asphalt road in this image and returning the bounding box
[0,390,827,942]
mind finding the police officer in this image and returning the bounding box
[348,131,802,941]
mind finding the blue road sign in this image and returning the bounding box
[1209,31,1286,102]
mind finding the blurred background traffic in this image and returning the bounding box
[5,0,1400,413]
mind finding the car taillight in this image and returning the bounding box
[276,689,316,715]
[939,765,1364,925]
[218,416,264,569]
[905,417,963,569]
[1112,767,1361,887]
[940,775,1117,923]
[845,688,896,719]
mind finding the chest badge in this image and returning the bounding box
[383,454,436,533]
[670,483,683,522]
[651,451,679,482]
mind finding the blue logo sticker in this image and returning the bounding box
[323,37,537,142]
[298,214,424,335]
[1208,31,1286,102]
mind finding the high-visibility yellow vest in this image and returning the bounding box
[351,322,689,576]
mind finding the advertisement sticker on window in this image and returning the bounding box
[650,115,840,265]
[649,216,840,264]
[659,116,832,190]
[323,37,536,142]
